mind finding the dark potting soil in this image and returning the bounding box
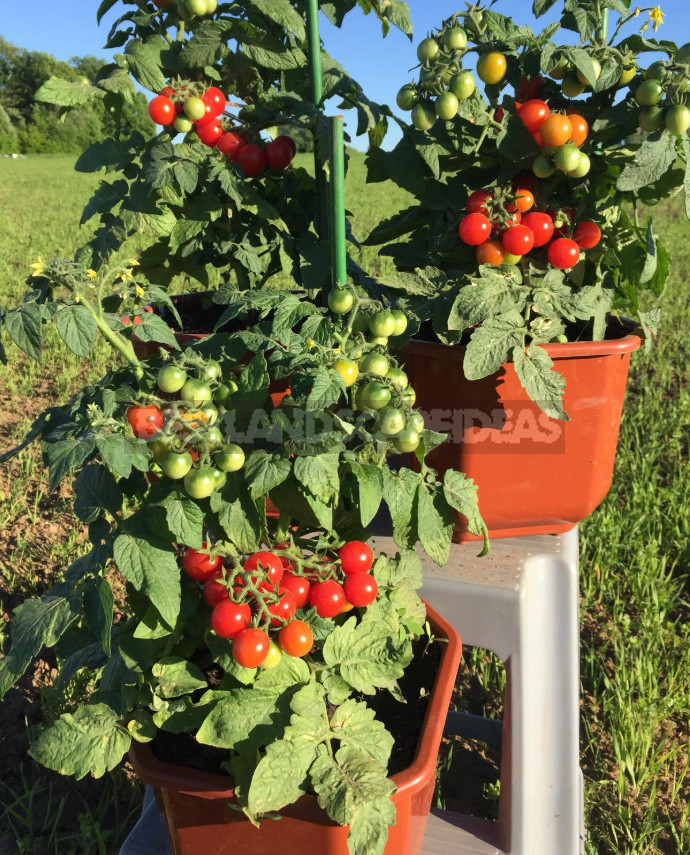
[150,636,442,781]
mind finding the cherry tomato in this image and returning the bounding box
[278,620,313,657]
[204,86,226,116]
[195,99,218,127]
[309,580,346,618]
[280,572,311,609]
[377,407,406,436]
[467,189,493,215]
[184,468,216,499]
[540,114,573,147]
[533,154,556,178]
[514,189,534,213]
[360,353,390,376]
[502,225,535,256]
[459,212,492,245]
[665,105,690,135]
[196,120,224,147]
[565,111,589,146]
[148,96,175,125]
[276,135,297,157]
[568,151,590,178]
[554,143,582,173]
[477,52,507,85]
[411,103,437,131]
[266,138,294,170]
[158,365,187,393]
[548,238,581,270]
[521,212,554,248]
[127,405,164,439]
[215,444,245,472]
[518,99,550,133]
[217,131,246,159]
[393,424,420,453]
[267,587,297,626]
[619,66,637,86]
[160,450,193,480]
[181,379,213,408]
[333,359,359,388]
[646,61,668,82]
[328,288,354,314]
[443,27,467,50]
[573,221,601,249]
[449,71,475,101]
[184,97,207,121]
[236,144,266,177]
[204,573,229,606]
[396,84,418,111]
[386,367,409,389]
[244,551,284,590]
[475,239,505,266]
[183,546,222,582]
[391,309,408,336]
[368,311,396,338]
[635,79,663,106]
[260,640,282,670]
[200,360,222,383]
[435,92,459,121]
[417,37,440,64]
[343,574,378,608]
[211,600,251,639]
[576,58,601,87]
[516,76,545,102]
[339,540,374,575]
[357,381,392,411]
[159,86,176,98]
[232,628,270,667]
[174,116,194,134]
[639,106,665,132]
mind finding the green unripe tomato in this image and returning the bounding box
[158,365,187,393]
[210,467,227,490]
[369,336,389,346]
[554,143,582,173]
[184,468,216,499]
[664,104,690,135]
[184,96,207,120]
[360,353,390,377]
[198,404,219,426]
[409,412,425,433]
[150,436,175,464]
[186,0,209,15]
[205,0,217,11]
[358,381,392,411]
[449,70,475,101]
[215,444,245,473]
[328,288,354,314]
[214,380,238,403]
[181,379,213,409]
[417,38,440,65]
[411,103,437,131]
[435,91,459,121]
[676,43,690,64]
[550,56,570,80]
[393,425,421,454]
[352,312,370,334]
[533,154,556,178]
[567,151,591,178]
[386,367,409,389]
[619,66,637,87]
[201,426,224,452]
[576,58,601,87]
[635,79,663,106]
[391,309,408,336]
[396,84,419,111]
[639,105,666,132]
[673,72,690,93]
[200,360,222,383]
[403,387,417,407]
[443,27,467,50]
[645,61,667,82]
[376,407,406,437]
[174,116,194,134]
[161,451,193,481]
[260,641,282,670]
[369,311,396,338]
[562,74,586,98]
[503,252,523,265]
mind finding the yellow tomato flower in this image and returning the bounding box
[119,268,134,282]
[634,7,641,16]
[128,258,140,267]
[650,6,664,30]
[29,257,45,277]
[86,269,98,279]
[306,338,316,349]
[135,284,145,298]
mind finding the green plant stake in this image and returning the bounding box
[306,0,329,249]
[329,116,348,289]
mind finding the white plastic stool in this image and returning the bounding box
[371,527,584,855]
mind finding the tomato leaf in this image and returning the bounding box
[349,461,383,527]
[196,686,298,751]
[617,132,677,192]
[43,435,97,491]
[151,656,207,698]
[463,311,526,380]
[244,451,292,501]
[96,434,150,479]
[443,470,488,549]
[5,302,44,360]
[28,703,130,780]
[74,463,123,522]
[512,344,568,421]
[294,453,340,505]
[162,494,205,550]
[35,76,103,107]
[83,577,114,658]
[123,36,169,93]
[329,699,394,767]
[415,484,454,567]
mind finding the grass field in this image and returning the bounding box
[0,154,687,854]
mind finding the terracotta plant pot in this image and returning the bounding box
[402,321,641,541]
[128,602,461,855]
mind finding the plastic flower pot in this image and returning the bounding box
[402,322,641,541]
[128,601,461,855]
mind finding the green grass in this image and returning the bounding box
[0,154,688,853]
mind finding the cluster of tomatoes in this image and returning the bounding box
[126,358,245,499]
[514,99,591,179]
[147,85,296,176]
[634,60,690,135]
[458,184,601,271]
[182,541,378,668]
[152,0,217,16]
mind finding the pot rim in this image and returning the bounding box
[128,600,462,803]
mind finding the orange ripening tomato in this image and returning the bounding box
[514,189,535,213]
[539,114,573,147]
[565,110,589,147]
[475,240,506,266]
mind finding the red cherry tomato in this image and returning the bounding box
[203,573,229,606]
[243,551,284,590]
[232,627,270,667]
[548,238,581,269]
[127,405,164,439]
[236,144,266,176]
[265,138,294,170]
[309,580,345,618]
[280,572,311,608]
[267,587,298,626]
[278,620,313,658]
[183,546,223,582]
[521,212,555,247]
[217,131,246,159]
[196,120,224,147]
[573,221,601,249]
[339,541,374,575]
[343,574,379,608]
[516,76,545,102]
[159,86,176,99]
[148,96,175,125]
[276,135,297,157]
[518,99,550,133]
[467,189,493,215]
[475,239,505,266]
[204,86,226,116]
[458,213,492,245]
[194,99,217,128]
[211,600,251,639]
[565,110,589,147]
[502,224,535,255]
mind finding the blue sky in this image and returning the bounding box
[2,0,689,149]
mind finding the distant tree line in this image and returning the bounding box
[0,38,154,154]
